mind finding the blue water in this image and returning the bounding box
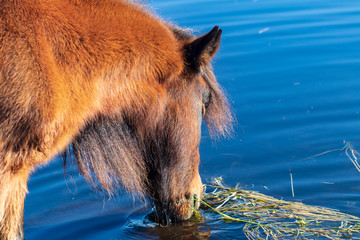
[24,0,360,239]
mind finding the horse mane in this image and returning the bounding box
[201,65,233,138]
[65,116,148,198]
[63,26,233,198]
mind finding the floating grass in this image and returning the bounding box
[201,177,360,239]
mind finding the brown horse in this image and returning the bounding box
[0,0,232,239]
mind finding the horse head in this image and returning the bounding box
[71,26,232,225]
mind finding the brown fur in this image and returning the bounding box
[0,0,232,238]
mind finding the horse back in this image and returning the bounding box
[0,0,184,169]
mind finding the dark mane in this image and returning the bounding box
[202,65,233,138]
[67,117,148,198]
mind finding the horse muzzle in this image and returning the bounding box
[154,194,201,226]
[154,173,203,225]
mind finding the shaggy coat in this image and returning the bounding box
[0,0,232,239]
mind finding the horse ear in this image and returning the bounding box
[185,26,222,68]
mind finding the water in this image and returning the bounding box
[24,0,360,239]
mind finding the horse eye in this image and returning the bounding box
[202,103,206,116]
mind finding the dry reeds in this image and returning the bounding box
[201,177,360,239]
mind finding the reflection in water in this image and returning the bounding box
[145,221,211,240]
[121,206,211,240]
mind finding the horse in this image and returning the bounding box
[0,0,232,239]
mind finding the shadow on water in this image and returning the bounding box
[120,204,249,239]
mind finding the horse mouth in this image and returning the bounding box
[152,193,201,226]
